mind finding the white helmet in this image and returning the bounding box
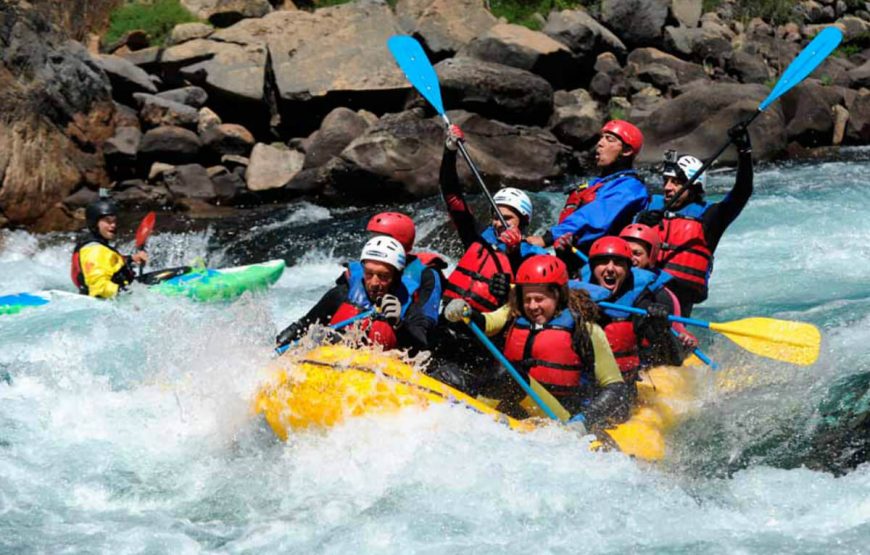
[493,187,533,221]
[360,236,406,272]
[664,154,706,189]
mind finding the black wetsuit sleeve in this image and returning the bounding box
[440,148,482,249]
[583,382,631,427]
[634,290,684,367]
[276,283,348,344]
[702,150,753,252]
[396,268,440,353]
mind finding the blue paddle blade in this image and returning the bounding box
[760,26,843,111]
[387,35,446,116]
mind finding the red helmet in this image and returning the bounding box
[619,223,661,262]
[516,255,569,287]
[588,236,633,267]
[366,212,415,253]
[601,120,643,155]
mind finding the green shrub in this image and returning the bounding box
[104,0,200,47]
[488,0,592,30]
[609,105,626,120]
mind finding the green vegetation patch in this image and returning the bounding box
[488,0,592,31]
[104,0,200,47]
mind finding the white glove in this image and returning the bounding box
[378,295,402,326]
[444,298,471,323]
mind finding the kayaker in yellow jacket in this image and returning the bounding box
[71,199,148,299]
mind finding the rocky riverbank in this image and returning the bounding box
[1,0,869,231]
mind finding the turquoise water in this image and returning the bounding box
[1,158,869,553]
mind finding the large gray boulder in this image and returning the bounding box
[395,0,497,57]
[670,0,702,28]
[543,8,627,71]
[200,123,256,161]
[846,91,870,143]
[245,143,305,191]
[626,48,709,87]
[664,21,734,66]
[304,107,373,169]
[94,54,157,103]
[133,93,200,129]
[213,3,406,103]
[639,82,787,163]
[848,59,870,88]
[180,0,273,27]
[162,39,267,104]
[727,49,771,84]
[549,89,605,150]
[104,126,142,176]
[600,0,669,47]
[460,23,576,88]
[333,109,575,201]
[780,80,850,146]
[0,2,115,229]
[434,57,554,126]
[156,86,209,108]
[138,126,203,166]
[163,164,218,201]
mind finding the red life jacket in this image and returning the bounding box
[558,181,604,223]
[444,241,513,312]
[601,320,641,376]
[329,303,398,350]
[502,310,591,396]
[70,249,86,294]
[656,214,712,299]
[327,261,411,350]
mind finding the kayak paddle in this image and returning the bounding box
[598,302,821,366]
[387,35,510,231]
[274,309,376,356]
[134,211,157,277]
[463,314,570,422]
[665,26,843,209]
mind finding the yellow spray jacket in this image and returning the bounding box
[72,237,134,299]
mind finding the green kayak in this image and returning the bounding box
[2,259,286,315]
[149,259,286,302]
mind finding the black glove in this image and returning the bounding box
[636,210,664,227]
[276,322,304,347]
[110,263,136,288]
[728,121,751,154]
[489,272,511,304]
[378,294,402,327]
[645,302,671,323]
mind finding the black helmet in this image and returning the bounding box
[85,198,118,232]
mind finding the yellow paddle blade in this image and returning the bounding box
[709,318,821,366]
[527,377,571,422]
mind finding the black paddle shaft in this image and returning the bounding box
[456,140,511,231]
[664,110,760,211]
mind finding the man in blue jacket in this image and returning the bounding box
[526,120,650,273]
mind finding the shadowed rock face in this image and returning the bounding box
[396,0,497,58]
[0,1,115,229]
[639,82,787,164]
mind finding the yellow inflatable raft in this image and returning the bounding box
[254,345,703,461]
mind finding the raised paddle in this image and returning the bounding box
[387,35,510,231]
[463,314,570,422]
[664,26,843,209]
[134,211,157,277]
[274,309,376,356]
[598,302,821,366]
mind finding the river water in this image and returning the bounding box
[1,155,869,553]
